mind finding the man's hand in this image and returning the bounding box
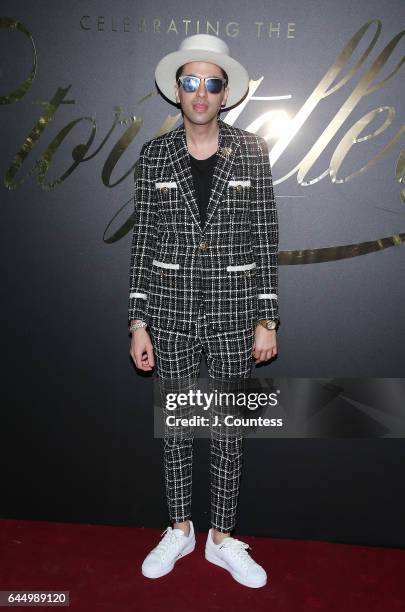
[130,327,155,371]
[252,324,278,364]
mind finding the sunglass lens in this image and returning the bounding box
[206,78,224,94]
[181,76,199,92]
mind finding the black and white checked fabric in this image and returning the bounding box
[128,117,279,333]
[152,301,254,533]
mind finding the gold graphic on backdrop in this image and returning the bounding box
[1,17,404,264]
[268,20,405,187]
[0,18,37,105]
[278,232,405,265]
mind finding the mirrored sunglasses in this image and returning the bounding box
[177,75,227,94]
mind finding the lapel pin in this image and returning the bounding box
[221,146,233,157]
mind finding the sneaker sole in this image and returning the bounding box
[205,549,267,588]
[141,539,196,579]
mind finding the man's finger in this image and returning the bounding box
[146,344,155,367]
[135,351,145,369]
[130,351,138,368]
[255,349,265,363]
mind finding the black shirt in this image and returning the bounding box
[189,152,218,227]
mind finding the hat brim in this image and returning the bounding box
[155,49,249,109]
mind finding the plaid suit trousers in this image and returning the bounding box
[150,300,254,533]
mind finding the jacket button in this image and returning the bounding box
[236,185,242,192]
[162,186,168,193]
[199,240,208,251]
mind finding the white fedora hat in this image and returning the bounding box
[155,34,250,109]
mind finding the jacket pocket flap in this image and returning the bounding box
[155,181,178,189]
[228,180,251,187]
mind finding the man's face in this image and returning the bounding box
[174,61,229,125]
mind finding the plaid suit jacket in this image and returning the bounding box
[128,117,279,332]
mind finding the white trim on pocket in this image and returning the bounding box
[152,259,180,270]
[129,292,147,299]
[226,262,256,272]
[228,180,251,187]
[258,293,278,299]
[155,181,178,189]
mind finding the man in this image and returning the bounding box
[128,34,279,588]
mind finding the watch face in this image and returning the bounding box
[267,320,277,330]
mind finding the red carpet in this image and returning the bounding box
[1,519,404,611]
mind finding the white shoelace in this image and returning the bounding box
[219,537,256,568]
[152,526,184,561]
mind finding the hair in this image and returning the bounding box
[175,64,228,85]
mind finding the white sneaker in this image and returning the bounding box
[141,520,196,579]
[205,528,267,588]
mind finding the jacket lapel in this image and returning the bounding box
[205,120,240,233]
[166,118,240,235]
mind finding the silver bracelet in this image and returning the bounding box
[130,321,147,332]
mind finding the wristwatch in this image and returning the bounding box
[258,319,279,331]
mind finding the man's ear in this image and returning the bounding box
[222,86,229,107]
[174,84,180,104]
